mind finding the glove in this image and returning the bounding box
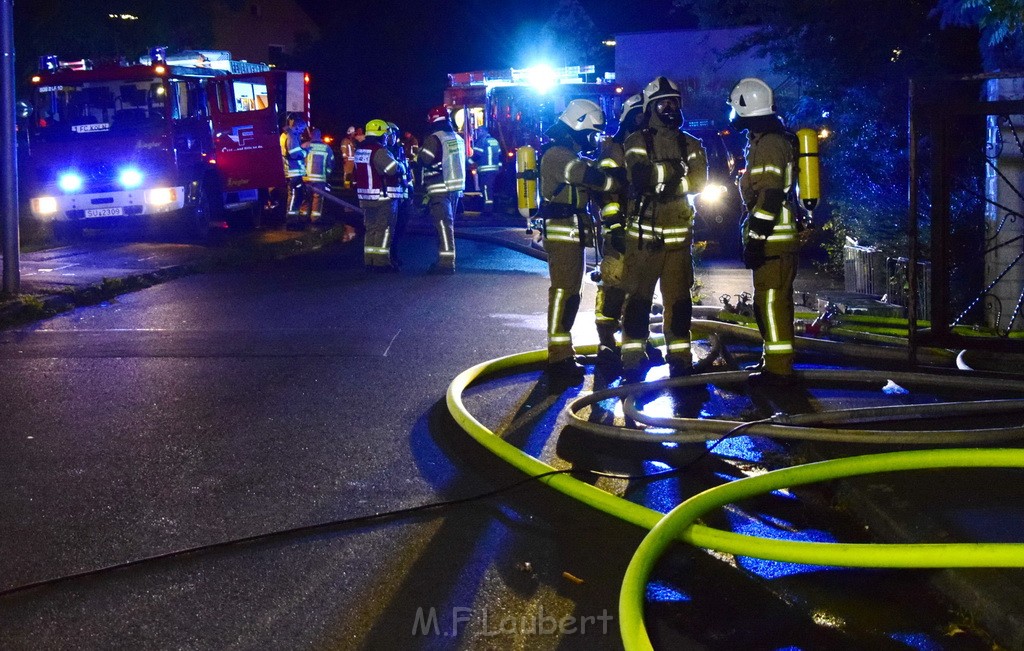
[743,239,767,270]
[631,161,654,191]
[607,227,626,254]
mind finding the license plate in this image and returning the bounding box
[84,207,125,218]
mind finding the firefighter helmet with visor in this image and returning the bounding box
[642,76,681,113]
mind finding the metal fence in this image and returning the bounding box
[886,257,932,321]
[843,242,887,296]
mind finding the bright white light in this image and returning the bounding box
[524,64,558,93]
[58,172,83,193]
[701,184,728,203]
[145,188,176,206]
[32,196,59,216]
[119,168,144,188]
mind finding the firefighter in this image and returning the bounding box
[416,105,466,274]
[594,92,644,371]
[539,99,618,381]
[728,77,799,387]
[303,128,334,224]
[281,115,310,228]
[340,126,356,189]
[355,119,402,272]
[385,121,413,268]
[472,125,502,213]
[621,76,708,381]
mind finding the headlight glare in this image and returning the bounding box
[119,167,144,189]
[701,184,728,203]
[32,196,59,216]
[145,187,177,206]
[58,172,83,193]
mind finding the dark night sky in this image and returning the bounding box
[298,0,694,135]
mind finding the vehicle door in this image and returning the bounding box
[208,72,284,191]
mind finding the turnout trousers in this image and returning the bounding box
[360,199,397,267]
[621,243,694,371]
[595,249,627,350]
[545,236,586,364]
[429,193,458,270]
[753,253,797,375]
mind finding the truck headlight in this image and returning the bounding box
[58,172,83,193]
[119,167,144,189]
[700,184,728,203]
[32,196,59,216]
[145,187,177,206]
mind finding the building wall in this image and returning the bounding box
[210,0,319,64]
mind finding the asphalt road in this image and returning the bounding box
[0,234,995,650]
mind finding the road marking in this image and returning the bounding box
[383,329,401,357]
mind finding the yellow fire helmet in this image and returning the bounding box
[365,119,389,137]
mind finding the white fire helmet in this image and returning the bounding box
[728,78,775,118]
[558,99,605,133]
[618,93,644,124]
[642,76,681,113]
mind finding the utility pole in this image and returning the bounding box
[1,0,19,295]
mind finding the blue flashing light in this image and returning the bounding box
[524,64,558,94]
[119,168,144,189]
[58,172,83,193]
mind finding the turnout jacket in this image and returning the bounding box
[539,142,617,244]
[624,126,707,250]
[738,130,798,257]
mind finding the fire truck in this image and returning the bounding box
[443,65,624,211]
[24,49,311,240]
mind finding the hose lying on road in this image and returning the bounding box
[619,448,1024,651]
[566,369,1024,445]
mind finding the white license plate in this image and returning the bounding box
[84,207,125,218]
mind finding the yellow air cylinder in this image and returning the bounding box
[796,128,820,212]
[516,145,539,219]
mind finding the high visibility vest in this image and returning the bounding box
[354,142,388,201]
[281,131,305,178]
[424,130,466,195]
[304,142,334,182]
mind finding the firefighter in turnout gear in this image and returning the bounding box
[472,125,502,213]
[385,121,413,268]
[539,99,618,381]
[340,126,357,188]
[622,76,708,380]
[355,119,402,272]
[728,77,800,387]
[417,105,466,273]
[594,92,644,371]
[303,128,334,224]
[281,116,310,227]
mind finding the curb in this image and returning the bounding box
[0,224,352,330]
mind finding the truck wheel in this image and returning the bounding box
[187,180,218,243]
[225,202,260,232]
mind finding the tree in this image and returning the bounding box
[673,0,983,271]
[537,0,603,68]
[934,0,1024,69]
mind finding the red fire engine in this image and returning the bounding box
[443,65,623,209]
[24,48,310,240]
